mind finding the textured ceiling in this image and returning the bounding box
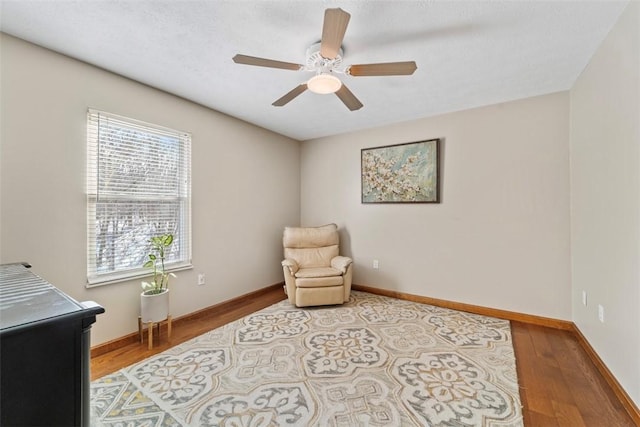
[0,1,629,141]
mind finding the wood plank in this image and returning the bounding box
[551,400,587,427]
[571,326,640,425]
[527,410,561,427]
[511,322,636,426]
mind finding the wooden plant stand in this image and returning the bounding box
[138,315,172,350]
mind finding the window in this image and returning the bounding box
[86,109,191,286]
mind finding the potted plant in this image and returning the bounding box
[140,233,176,323]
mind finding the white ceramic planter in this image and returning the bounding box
[140,289,170,323]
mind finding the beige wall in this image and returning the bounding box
[570,2,640,405]
[0,34,301,345]
[301,92,572,320]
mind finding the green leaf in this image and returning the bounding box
[142,234,176,284]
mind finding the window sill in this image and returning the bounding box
[86,263,193,288]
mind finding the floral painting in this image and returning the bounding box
[361,139,440,203]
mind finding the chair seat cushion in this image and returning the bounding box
[296,276,344,288]
[294,267,342,278]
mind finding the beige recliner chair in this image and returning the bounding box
[281,223,353,307]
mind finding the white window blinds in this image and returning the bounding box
[86,109,192,286]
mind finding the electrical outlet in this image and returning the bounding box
[582,291,587,306]
[373,259,379,269]
[198,273,206,286]
[598,304,604,323]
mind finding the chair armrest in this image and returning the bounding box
[282,258,299,275]
[331,256,352,274]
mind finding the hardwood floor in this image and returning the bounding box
[91,287,286,379]
[91,288,636,426]
[512,322,635,426]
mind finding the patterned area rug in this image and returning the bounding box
[90,291,523,426]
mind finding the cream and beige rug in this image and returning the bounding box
[90,291,523,426]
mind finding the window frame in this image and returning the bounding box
[86,109,192,287]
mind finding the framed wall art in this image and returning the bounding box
[361,138,440,203]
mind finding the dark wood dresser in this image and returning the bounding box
[0,263,104,427]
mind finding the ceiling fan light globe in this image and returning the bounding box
[307,74,342,94]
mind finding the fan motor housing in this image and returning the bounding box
[305,42,343,74]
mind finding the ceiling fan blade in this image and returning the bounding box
[335,84,363,111]
[348,61,418,76]
[320,8,350,60]
[272,84,308,107]
[233,54,303,71]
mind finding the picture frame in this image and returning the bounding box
[361,138,440,203]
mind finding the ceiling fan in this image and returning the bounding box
[232,8,417,111]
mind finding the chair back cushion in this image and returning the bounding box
[283,224,339,268]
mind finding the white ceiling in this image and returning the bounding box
[0,1,629,141]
